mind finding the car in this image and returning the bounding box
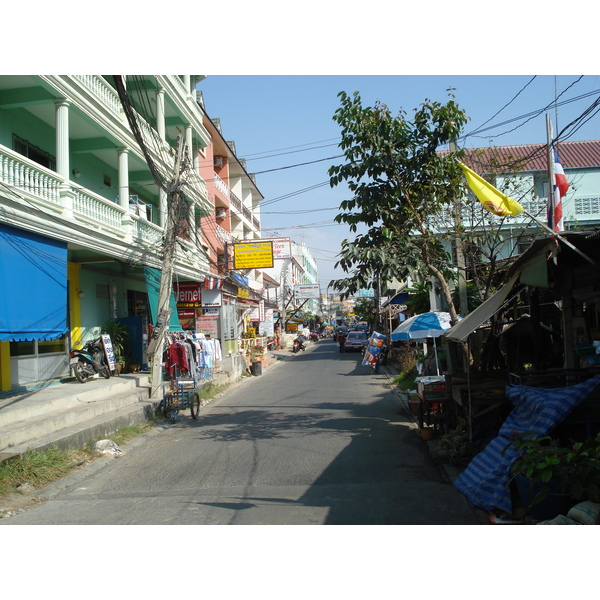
[344,331,368,352]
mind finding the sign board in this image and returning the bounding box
[196,316,218,335]
[100,334,117,371]
[174,282,202,307]
[233,241,274,269]
[201,288,222,307]
[260,237,291,260]
[294,284,320,299]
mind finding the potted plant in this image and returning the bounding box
[250,345,265,362]
[506,432,600,520]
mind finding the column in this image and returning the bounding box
[185,124,193,165]
[55,99,70,181]
[156,88,165,141]
[117,148,130,211]
[55,99,74,218]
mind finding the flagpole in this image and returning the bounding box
[547,114,556,231]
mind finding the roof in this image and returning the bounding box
[262,272,280,287]
[461,139,600,174]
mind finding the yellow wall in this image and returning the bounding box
[68,262,83,347]
[0,342,10,392]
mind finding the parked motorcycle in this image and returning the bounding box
[310,332,319,342]
[70,337,111,383]
[292,335,306,353]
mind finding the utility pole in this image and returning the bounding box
[149,135,186,397]
[451,139,469,317]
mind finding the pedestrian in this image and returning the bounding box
[337,328,346,353]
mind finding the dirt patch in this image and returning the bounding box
[0,488,47,519]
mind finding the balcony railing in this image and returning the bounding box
[214,171,231,201]
[0,147,62,206]
[229,191,242,212]
[0,146,211,273]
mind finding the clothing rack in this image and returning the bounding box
[162,331,223,382]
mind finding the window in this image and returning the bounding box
[13,135,56,170]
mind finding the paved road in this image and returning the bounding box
[1,339,480,525]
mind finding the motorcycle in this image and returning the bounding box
[70,337,111,383]
[310,332,319,342]
[292,335,306,353]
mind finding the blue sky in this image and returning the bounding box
[198,75,600,288]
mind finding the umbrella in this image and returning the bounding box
[390,311,456,375]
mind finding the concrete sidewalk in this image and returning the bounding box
[0,355,281,461]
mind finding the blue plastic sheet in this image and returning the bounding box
[453,375,600,513]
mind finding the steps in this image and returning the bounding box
[0,374,158,457]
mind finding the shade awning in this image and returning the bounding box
[443,273,521,342]
[0,224,68,342]
[144,267,181,331]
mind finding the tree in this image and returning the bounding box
[328,91,468,324]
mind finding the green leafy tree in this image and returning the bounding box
[328,91,468,324]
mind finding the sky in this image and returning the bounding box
[197,74,600,290]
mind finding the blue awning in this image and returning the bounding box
[144,267,181,331]
[0,224,68,342]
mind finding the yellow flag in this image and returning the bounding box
[458,161,524,217]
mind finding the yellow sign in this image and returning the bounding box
[233,241,274,270]
[237,288,250,299]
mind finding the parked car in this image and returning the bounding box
[344,331,369,352]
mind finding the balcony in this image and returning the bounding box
[0,145,208,276]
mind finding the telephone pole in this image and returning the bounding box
[149,135,186,397]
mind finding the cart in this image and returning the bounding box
[161,375,201,423]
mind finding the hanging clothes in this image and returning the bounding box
[166,341,189,377]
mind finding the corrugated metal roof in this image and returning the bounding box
[460,139,600,174]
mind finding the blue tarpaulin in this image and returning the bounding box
[453,375,600,513]
[0,223,68,342]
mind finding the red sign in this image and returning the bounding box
[175,282,202,307]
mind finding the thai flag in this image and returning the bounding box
[549,147,568,231]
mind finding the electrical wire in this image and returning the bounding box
[467,76,538,138]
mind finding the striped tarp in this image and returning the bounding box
[453,375,600,514]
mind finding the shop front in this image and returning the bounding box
[0,223,69,391]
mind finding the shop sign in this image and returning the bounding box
[196,316,218,335]
[177,309,197,330]
[260,237,291,260]
[175,282,202,307]
[233,240,274,270]
[101,334,116,371]
[202,288,222,307]
[294,284,320,299]
[237,287,250,299]
[202,307,219,316]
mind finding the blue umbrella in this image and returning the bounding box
[390,311,454,341]
[391,311,456,375]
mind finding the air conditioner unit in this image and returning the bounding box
[214,155,225,167]
[216,208,226,219]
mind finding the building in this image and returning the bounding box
[262,239,320,329]
[176,92,266,355]
[0,75,214,392]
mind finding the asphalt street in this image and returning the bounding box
[1,339,481,525]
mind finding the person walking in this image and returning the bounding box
[337,329,346,353]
